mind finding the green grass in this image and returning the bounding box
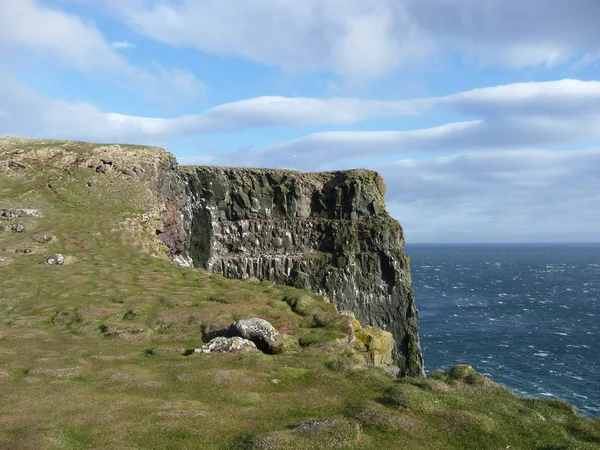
[1,138,599,449]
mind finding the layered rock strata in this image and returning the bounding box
[158,165,425,376]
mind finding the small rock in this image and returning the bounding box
[121,168,135,177]
[45,254,65,265]
[384,365,401,377]
[0,257,6,263]
[228,318,282,354]
[95,164,111,174]
[10,223,25,233]
[340,310,361,332]
[8,161,26,170]
[87,181,96,188]
[2,209,41,218]
[100,159,113,165]
[38,234,54,244]
[194,336,258,354]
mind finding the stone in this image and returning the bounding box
[194,336,258,354]
[38,234,54,244]
[354,326,395,368]
[45,254,65,265]
[0,257,5,263]
[8,161,26,170]
[340,310,361,332]
[10,223,25,233]
[2,209,41,218]
[228,318,282,354]
[96,164,111,174]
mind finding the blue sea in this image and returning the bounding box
[407,243,600,418]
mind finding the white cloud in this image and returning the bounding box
[0,0,126,72]
[379,148,600,242]
[111,40,136,49]
[406,0,600,69]
[2,77,600,154]
[108,0,433,80]
[0,0,203,103]
[104,0,600,78]
[224,79,600,170]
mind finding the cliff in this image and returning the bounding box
[156,164,425,376]
[0,136,424,375]
[2,136,598,450]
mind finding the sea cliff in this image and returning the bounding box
[156,163,424,376]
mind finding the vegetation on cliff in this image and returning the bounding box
[1,137,599,449]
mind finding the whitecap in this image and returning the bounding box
[534,352,549,357]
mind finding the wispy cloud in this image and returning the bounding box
[2,77,599,155]
[110,40,136,49]
[0,0,202,103]
[104,0,600,80]
[379,148,600,242]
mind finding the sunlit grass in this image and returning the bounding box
[1,138,599,449]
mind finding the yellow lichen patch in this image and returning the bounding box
[354,326,394,367]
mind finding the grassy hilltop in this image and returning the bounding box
[1,137,599,450]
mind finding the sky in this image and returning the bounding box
[1,0,599,243]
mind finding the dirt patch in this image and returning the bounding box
[77,238,93,250]
[156,410,204,418]
[30,367,81,377]
[109,372,162,388]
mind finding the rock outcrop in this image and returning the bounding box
[195,336,259,354]
[228,318,282,354]
[157,165,425,376]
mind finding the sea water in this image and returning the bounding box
[407,243,600,418]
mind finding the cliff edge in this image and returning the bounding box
[158,164,425,376]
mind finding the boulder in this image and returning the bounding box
[8,161,26,170]
[2,209,41,218]
[96,164,111,174]
[354,326,395,368]
[340,310,361,332]
[228,318,282,353]
[38,234,54,244]
[194,336,258,354]
[45,254,65,265]
[10,224,25,233]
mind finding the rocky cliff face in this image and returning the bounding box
[157,164,425,376]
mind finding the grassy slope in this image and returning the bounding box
[1,138,599,450]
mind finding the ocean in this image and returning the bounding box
[407,243,600,418]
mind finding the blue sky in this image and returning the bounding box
[1,0,600,243]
